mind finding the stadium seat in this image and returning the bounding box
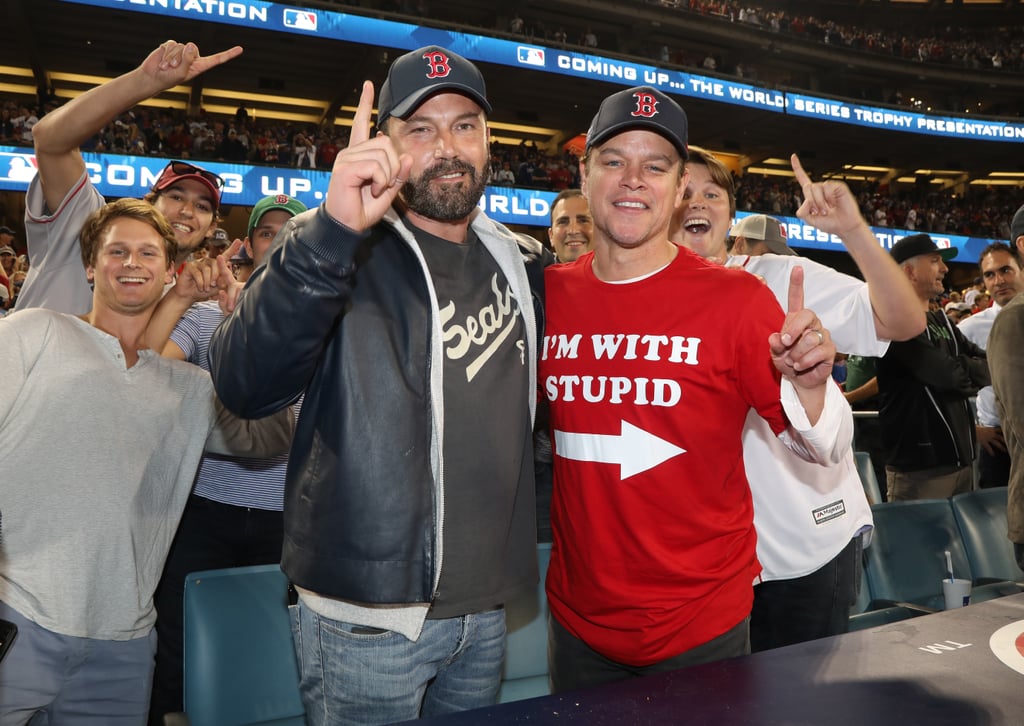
[172,564,305,726]
[498,543,552,703]
[854,451,883,506]
[951,487,1024,585]
[865,499,976,611]
[849,538,930,631]
[865,499,1022,611]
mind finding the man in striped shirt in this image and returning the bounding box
[147,195,306,725]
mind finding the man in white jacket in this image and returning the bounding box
[672,147,924,650]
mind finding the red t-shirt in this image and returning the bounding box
[541,246,788,666]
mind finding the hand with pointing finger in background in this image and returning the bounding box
[790,153,868,240]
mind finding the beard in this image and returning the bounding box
[401,159,490,222]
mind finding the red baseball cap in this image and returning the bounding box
[152,161,224,210]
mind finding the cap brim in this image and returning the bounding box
[587,121,687,160]
[764,241,798,256]
[156,174,222,209]
[247,202,305,238]
[939,248,958,261]
[386,85,491,123]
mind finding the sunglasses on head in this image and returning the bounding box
[164,161,225,190]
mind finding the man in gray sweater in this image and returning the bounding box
[0,199,293,725]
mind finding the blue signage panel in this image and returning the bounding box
[731,210,995,264]
[60,0,787,112]
[1,147,998,258]
[0,146,550,227]
[62,0,1024,142]
[786,93,1024,142]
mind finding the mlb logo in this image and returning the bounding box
[517,46,545,67]
[0,152,38,183]
[283,9,318,31]
[934,237,953,249]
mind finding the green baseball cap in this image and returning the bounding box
[247,194,308,239]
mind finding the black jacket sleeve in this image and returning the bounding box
[884,318,989,397]
[209,206,366,418]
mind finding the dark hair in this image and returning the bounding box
[79,198,178,269]
[685,145,737,218]
[979,241,1022,268]
[142,188,222,229]
[549,189,586,224]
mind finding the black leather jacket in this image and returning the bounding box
[210,205,550,604]
[878,310,989,472]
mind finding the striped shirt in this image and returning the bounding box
[171,301,300,510]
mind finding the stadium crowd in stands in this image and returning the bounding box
[3,94,1016,241]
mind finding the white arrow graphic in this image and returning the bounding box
[554,420,686,480]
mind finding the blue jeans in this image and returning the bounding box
[291,600,506,726]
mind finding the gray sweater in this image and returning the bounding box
[0,309,293,639]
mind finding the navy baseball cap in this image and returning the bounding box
[377,46,491,127]
[890,233,957,264]
[585,86,688,160]
[1010,203,1024,244]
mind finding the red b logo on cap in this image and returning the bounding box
[423,51,452,79]
[631,92,659,118]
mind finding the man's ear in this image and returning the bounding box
[86,265,95,283]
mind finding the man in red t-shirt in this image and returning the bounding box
[541,86,851,691]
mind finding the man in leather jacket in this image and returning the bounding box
[209,46,551,725]
[879,233,989,500]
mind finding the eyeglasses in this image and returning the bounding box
[161,161,225,191]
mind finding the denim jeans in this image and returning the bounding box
[291,600,506,726]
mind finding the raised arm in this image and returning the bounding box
[791,154,924,342]
[209,81,411,417]
[32,41,242,213]
[145,240,241,354]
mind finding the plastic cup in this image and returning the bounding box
[942,578,972,610]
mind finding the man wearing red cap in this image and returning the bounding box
[16,40,241,316]
[145,194,307,725]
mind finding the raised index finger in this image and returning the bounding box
[349,80,375,147]
[790,153,812,189]
[787,264,805,313]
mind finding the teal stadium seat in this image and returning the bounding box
[854,451,883,506]
[848,556,928,631]
[866,499,976,610]
[865,499,1021,612]
[951,487,1024,585]
[175,565,305,726]
[498,543,553,703]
